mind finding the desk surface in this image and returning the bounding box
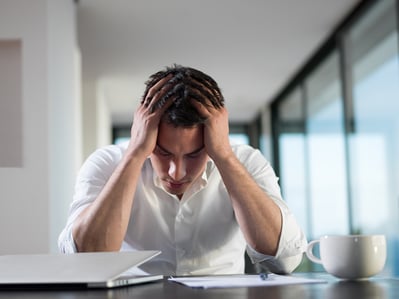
[0,273,398,299]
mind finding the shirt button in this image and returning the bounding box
[176,213,183,222]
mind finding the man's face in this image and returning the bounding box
[150,122,209,199]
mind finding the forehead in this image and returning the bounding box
[157,122,204,153]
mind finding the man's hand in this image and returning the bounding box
[191,99,233,162]
[128,75,174,158]
[72,75,174,252]
[192,98,282,256]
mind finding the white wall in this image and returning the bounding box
[82,80,113,158]
[96,85,112,148]
[0,0,80,254]
[47,0,81,253]
[82,79,98,159]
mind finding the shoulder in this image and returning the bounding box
[78,142,129,180]
[231,144,267,162]
[230,144,273,175]
[89,141,128,161]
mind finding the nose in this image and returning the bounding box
[168,158,186,181]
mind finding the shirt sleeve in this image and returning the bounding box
[234,145,308,273]
[58,220,79,253]
[246,201,308,274]
[58,144,124,253]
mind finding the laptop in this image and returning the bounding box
[0,251,163,289]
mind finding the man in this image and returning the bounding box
[58,65,307,275]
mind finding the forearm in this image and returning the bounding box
[72,75,175,252]
[213,153,282,256]
[72,152,145,252]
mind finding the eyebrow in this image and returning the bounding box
[156,143,205,156]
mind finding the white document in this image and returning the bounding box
[168,274,327,289]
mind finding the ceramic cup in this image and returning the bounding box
[306,235,386,280]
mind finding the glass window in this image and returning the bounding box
[346,0,399,275]
[277,88,309,236]
[271,0,399,276]
[305,51,349,237]
[229,133,249,145]
[226,124,251,145]
[113,127,130,145]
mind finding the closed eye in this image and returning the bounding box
[154,144,205,158]
[154,146,172,157]
[186,147,205,158]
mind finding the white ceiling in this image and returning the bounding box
[76,0,361,125]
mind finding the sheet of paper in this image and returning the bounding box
[168,274,327,289]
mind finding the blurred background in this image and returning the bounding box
[0,0,398,276]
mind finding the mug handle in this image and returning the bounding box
[306,240,322,264]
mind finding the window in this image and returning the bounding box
[271,0,399,275]
[305,51,349,237]
[345,0,399,275]
[276,88,308,236]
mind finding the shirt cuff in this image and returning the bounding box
[246,204,308,274]
[58,224,78,254]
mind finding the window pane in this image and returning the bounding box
[280,133,307,232]
[229,133,249,145]
[305,51,349,237]
[277,88,308,235]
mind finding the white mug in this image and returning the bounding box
[306,235,386,280]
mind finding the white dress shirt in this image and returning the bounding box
[58,142,307,275]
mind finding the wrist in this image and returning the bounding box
[210,147,236,166]
[123,146,150,165]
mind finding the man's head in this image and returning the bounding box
[142,64,225,127]
[145,65,224,198]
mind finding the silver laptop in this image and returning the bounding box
[0,251,162,289]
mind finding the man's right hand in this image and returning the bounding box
[128,75,175,159]
[72,75,174,252]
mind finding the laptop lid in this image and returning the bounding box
[0,251,162,289]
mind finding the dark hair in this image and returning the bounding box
[142,65,224,126]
